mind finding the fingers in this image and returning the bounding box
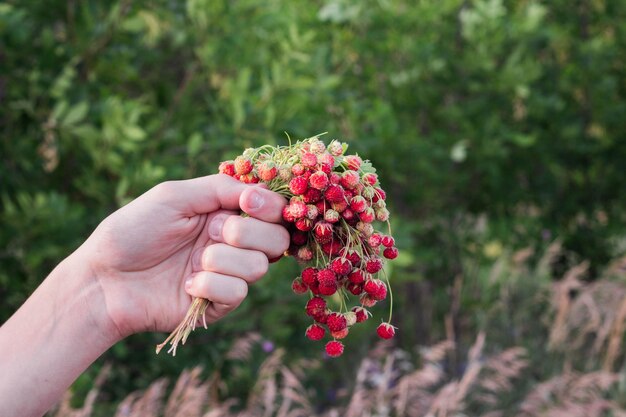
[206,212,290,259]
[185,272,248,322]
[191,243,269,283]
[149,174,287,223]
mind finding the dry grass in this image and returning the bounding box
[49,249,626,417]
[548,260,626,371]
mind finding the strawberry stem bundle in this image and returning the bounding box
[156,135,398,357]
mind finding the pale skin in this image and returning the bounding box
[0,174,290,417]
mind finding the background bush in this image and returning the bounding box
[2,0,626,411]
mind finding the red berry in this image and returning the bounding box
[364,279,380,295]
[313,221,334,243]
[321,240,343,256]
[234,156,253,175]
[362,172,378,186]
[292,277,308,294]
[375,282,388,300]
[340,171,360,189]
[377,323,396,339]
[326,313,347,332]
[348,270,366,284]
[369,233,382,247]
[360,294,377,307]
[282,206,296,223]
[289,176,309,195]
[218,161,236,176]
[331,258,352,276]
[268,254,283,263]
[344,250,361,267]
[342,208,356,222]
[331,199,348,213]
[372,187,386,203]
[291,163,305,176]
[309,171,329,190]
[365,257,383,273]
[300,152,317,167]
[344,155,362,171]
[305,324,325,341]
[358,207,376,223]
[295,218,313,232]
[303,188,322,203]
[314,308,330,323]
[324,184,345,203]
[309,281,320,295]
[257,161,278,181]
[381,235,395,248]
[301,267,318,286]
[331,328,349,340]
[239,173,259,184]
[291,230,308,246]
[346,281,363,295]
[306,297,326,318]
[319,282,338,296]
[352,306,370,323]
[383,246,399,259]
[325,340,344,357]
[350,195,368,213]
[289,199,308,219]
[317,269,337,286]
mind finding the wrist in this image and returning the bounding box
[59,248,126,345]
[0,249,122,417]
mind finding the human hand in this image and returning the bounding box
[77,174,290,340]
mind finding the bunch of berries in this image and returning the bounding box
[157,136,398,357]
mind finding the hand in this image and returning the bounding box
[78,174,290,339]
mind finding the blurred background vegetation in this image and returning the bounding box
[2,0,626,415]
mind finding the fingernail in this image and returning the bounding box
[185,277,193,291]
[248,189,264,210]
[209,215,225,240]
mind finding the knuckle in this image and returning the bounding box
[151,180,178,197]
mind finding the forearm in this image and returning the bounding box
[0,251,121,417]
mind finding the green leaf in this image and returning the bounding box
[123,125,146,141]
[62,102,89,127]
[187,132,203,156]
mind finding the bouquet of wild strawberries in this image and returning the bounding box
[157,135,398,357]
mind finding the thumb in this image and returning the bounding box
[239,186,286,224]
[148,174,285,223]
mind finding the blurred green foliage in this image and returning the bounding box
[2,0,626,406]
